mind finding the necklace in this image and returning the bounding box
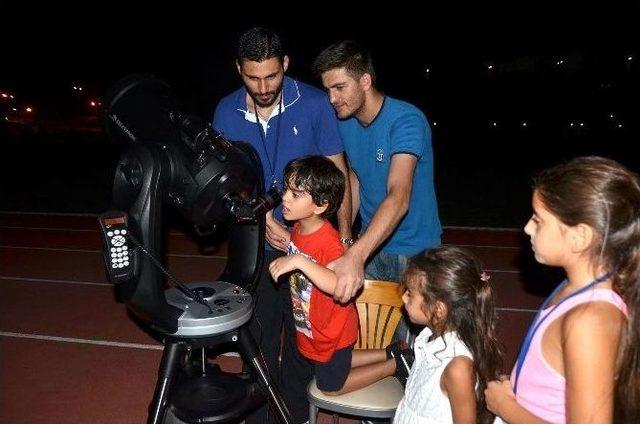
[254,93,284,191]
[513,271,613,394]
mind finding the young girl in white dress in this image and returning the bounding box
[394,246,503,424]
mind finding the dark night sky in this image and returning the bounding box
[2,0,638,114]
[0,0,638,224]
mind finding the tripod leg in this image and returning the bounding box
[148,340,184,424]
[238,326,293,424]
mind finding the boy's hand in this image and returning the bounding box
[269,255,301,281]
[265,211,290,251]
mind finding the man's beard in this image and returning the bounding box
[250,83,283,108]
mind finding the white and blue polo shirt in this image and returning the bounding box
[212,76,343,225]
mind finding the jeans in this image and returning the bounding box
[364,250,417,345]
[364,250,408,282]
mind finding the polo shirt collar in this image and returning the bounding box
[235,76,301,122]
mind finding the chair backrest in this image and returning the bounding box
[355,279,404,350]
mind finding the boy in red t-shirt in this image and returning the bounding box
[270,156,407,395]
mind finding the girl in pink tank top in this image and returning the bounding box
[485,157,640,423]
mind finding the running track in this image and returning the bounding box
[0,212,552,423]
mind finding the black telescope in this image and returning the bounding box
[99,74,291,424]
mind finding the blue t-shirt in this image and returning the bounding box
[212,76,343,224]
[339,97,441,255]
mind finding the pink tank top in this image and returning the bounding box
[510,288,627,424]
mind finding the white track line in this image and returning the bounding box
[0,247,525,274]
[0,331,241,356]
[0,331,163,350]
[1,225,97,232]
[0,245,227,259]
[0,211,98,217]
[1,212,522,231]
[0,225,194,236]
[497,307,537,313]
[449,243,522,250]
[1,277,539,313]
[0,276,111,286]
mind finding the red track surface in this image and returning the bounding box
[1,212,546,424]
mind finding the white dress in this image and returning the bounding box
[394,328,474,424]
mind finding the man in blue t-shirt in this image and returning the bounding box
[212,27,351,424]
[312,40,442,309]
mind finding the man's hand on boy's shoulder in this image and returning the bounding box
[327,247,365,303]
[265,211,290,251]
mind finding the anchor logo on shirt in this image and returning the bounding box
[376,148,384,162]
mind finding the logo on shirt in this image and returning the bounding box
[293,125,298,136]
[287,242,314,338]
[376,148,384,162]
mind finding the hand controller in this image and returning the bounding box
[98,211,135,283]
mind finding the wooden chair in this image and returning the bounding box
[307,279,405,424]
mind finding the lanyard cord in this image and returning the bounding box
[513,271,613,394]
[254,93,284,190]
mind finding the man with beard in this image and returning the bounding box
[212,27,351,424]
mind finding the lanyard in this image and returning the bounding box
[254,94,284,191]
[513,271,613,394]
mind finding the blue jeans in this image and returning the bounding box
[364,250,408,282]
[364,250,417,344]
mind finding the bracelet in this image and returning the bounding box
[340,237,355,246]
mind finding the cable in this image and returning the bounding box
[127,233,213,314]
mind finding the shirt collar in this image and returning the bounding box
[235,76,301,121]
[415,328,469,363]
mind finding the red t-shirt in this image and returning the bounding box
[287,220,359,362]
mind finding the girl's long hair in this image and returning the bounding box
[404,246,503,424]
[534,156,640,422]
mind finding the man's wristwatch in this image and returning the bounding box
[340,237,355,246]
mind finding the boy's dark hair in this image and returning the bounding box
[312,40,376,85]
[283,156,345,219]
[237,26,285,63]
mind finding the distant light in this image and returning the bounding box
[73,86,78,90]
[425,67,430,73]
[628,55,634,61]
[9,95,14,99]
[25,107,33,112]
[609,113,615,119]
[618,124,623,128]
[521,121,528,127]
[12,107,17,111]
[570,122,575,127]
[78,87,83,91]
[579,122,584,127]
[556,59,564,66]
[432,121,438,127]
[90,101,96,107]
[98,102,102,106]
[487,65,493,70]
[1,93,7,98]
[492,121,497,127]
